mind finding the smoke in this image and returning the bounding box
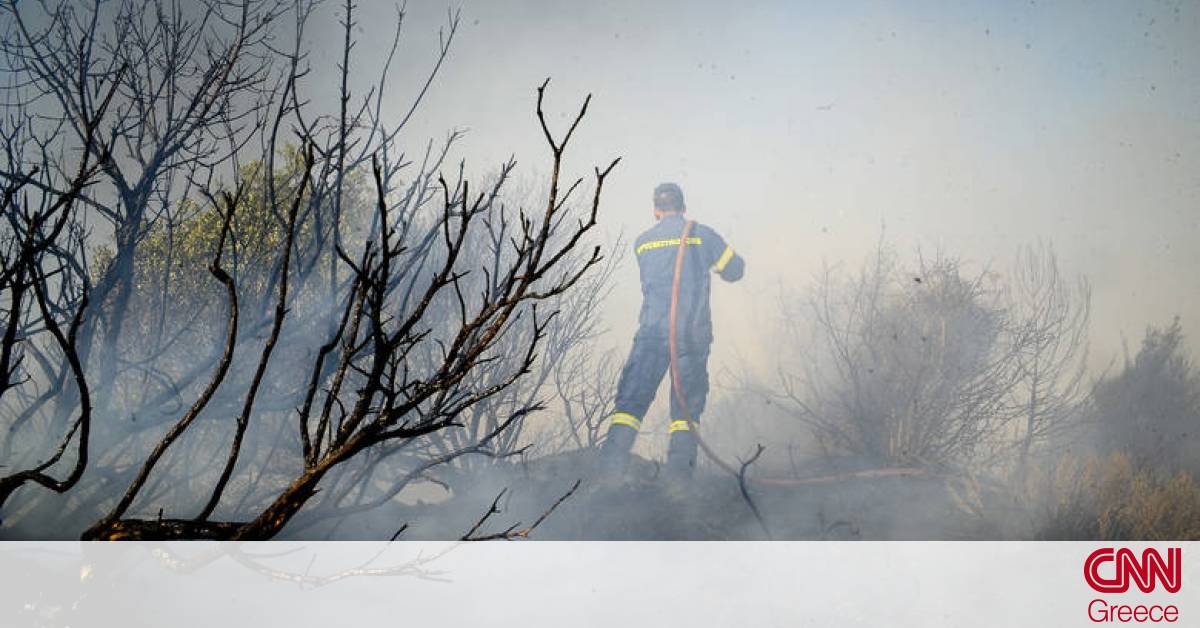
[3,0,1199,541]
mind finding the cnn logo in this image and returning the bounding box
[1085,548,1182,594]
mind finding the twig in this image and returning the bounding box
[461,479,581,541]
[460,488,510,541]
[738,445,772,540]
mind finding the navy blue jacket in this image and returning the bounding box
[632,214,745,344]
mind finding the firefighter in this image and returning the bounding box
[598,182,745,484]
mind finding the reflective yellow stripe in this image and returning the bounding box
[611,412,642,431]
[669,419,691,433]
[636,237,702,255]
[712,245,735,272]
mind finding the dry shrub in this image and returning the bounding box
[1028,452,1200,540]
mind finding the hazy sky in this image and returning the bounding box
[318,0,1200,374]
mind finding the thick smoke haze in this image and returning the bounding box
[2,0,1198,542]
[333,0,1200,377]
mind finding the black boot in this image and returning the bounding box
[597,423,638,482]
[664,429,698,486]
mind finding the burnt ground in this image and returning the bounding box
[293,448,1020,541]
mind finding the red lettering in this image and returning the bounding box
[1087,549,1123,592]
[1088,601,1181,624]
[1085,548,1182,593]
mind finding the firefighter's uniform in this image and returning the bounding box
[600,207,745,480]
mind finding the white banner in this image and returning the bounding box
[2,542,1196,627]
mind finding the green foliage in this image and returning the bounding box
[155,151,360,300]
[89,145,371,394]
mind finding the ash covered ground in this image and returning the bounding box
[297,449,1012,541]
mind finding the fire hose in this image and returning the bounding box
[667,221,928,486]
